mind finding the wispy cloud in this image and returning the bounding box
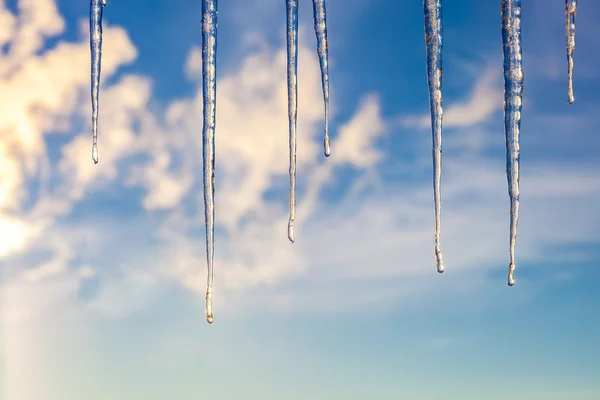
[398,65,502,130]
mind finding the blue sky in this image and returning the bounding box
[0,0,599,399]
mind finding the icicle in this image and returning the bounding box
[202,0,218,324]
[566,0,577,104]
[312,0,331,157]
[423,0,445,274]
[89,0,107,164]
[286,0,299,243]
[501,0,523,287]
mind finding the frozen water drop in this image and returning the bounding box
[507,263,516,286]
[206,289,214,324]
[501,0,523,286]
[435,246,444,273]
[324,137,331,157]
[202,0,218,324]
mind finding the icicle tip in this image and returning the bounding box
[92,143,99,164]
[324,136,331,157]
[435,246,444,274]
[288,219,295,243]
[507,262,516,286]
[205,290,214,324]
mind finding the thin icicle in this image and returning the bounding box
[566,0,577,104]
[286,0,298,243]
[312,0,331,157]
[202,0,218,324]
[90,0,106,164]
[423,0,445,274]
[501,0,523,287]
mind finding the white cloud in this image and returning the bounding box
[399,66,502,130]
[0,10,138,267]
[332,94,385,167]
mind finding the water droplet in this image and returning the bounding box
[205,286,214,324]
[436,247,444,274]
[507,262,516,286]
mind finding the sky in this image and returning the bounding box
[0,0,599,399]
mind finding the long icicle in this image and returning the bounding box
[312,0,331,157]
[566,0,577,104]
[90,0,106,164]
[202,0,218,324]
[501,0,523,287]
[423,0,445,274]
[286,0,299,243]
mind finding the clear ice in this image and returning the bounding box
[312,0,331,157]
[90,0,107,164]
[202,0,218,324]
[423,0,445,274]
[286,0,299,243]
[566,0,577,104]
[74,1,589,308]
[501,0,523,287]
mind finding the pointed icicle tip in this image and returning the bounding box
[92,143,98,164]
[288,219,295,243]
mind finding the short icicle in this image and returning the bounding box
[501,0,523,287]
[90,0,106,164]
[312,0,331,157]
[565,0,577,104]
[286,0,299,243]
[423,0,445,274]
[202,0,218,324]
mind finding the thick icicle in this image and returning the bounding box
[312,0,331,157]
[89,0,106,164]
[286,0,299,243]
[501,0,523,287]
[566,0,577,104]
[423,0,445,274]
[202,0,218,324]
